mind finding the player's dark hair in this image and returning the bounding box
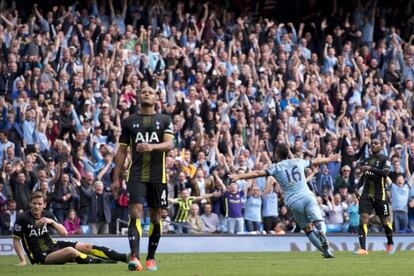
[275,143,289,160]
[31,191,46,202]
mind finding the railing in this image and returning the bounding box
[116,218,129,235]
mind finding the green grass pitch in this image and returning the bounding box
[1,252,413,276]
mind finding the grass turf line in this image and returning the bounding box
[0,252,413,276]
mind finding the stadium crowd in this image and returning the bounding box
[1,0,414,235]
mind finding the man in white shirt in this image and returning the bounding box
[201,203,220,233]
[326,193,348,227]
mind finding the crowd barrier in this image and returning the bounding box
[1,234,414,255]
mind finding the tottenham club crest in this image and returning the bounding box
[156,121,160,130]
[133,123,140,128]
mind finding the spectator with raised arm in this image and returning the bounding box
[388,173,414,233]
[168,189,219,234]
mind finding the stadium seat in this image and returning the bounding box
[80,225,92,235]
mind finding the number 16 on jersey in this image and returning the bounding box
[285,165,302,184]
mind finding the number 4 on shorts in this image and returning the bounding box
[161,190,167,205]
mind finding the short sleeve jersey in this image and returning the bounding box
[266,158,313,207]
[12,210,58,264]
[119,113,173,184]
[360,154,391,201]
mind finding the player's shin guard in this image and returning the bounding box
[358,224,368,250]
[91,245,128,262]
[147,222,162,260]
[128,218,142,258]
[306,230,324,252]
[383,222,394,245]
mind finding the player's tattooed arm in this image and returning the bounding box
[229,170,267,182]
[312,154,341,166]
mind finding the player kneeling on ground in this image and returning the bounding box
[13,191,128,266]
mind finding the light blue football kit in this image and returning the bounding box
[266,158,323,228]
[265,158,333,257]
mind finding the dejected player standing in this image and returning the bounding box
[353,136,395,255]
[230,144,340,258]
[112,86,174,271]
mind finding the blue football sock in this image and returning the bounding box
[313,221,325,234]
[313,221,329,250]
[307,231,324,252]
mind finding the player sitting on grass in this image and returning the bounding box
[13,191,128,266]
[230,144,340,258]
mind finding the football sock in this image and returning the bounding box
[91,245,128,262]
[383,223,394,245]
[313,221,329,250]
[147,222,162,260]
[358,224,368,250]
[75,252,97,264]
[306,230,324,252]
[128,218,142,259]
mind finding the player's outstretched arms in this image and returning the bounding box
[312,154,341,166]
[229,170,267,182]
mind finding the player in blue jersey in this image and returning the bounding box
[230,143,341,258]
